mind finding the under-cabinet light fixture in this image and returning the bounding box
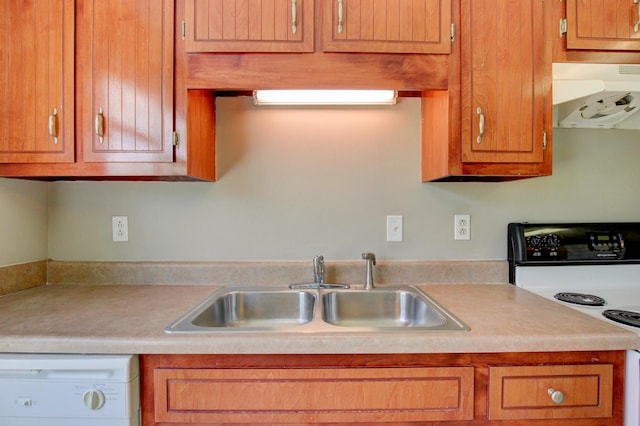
[252,90,398,106]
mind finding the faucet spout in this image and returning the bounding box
[313,255,325,285]
[362,252,376,290]
[289,256,349,289]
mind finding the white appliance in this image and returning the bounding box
[508,222,640,426]
[553,63,640,129]
[0,354,140,426]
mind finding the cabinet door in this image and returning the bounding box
[185,0,314,52]
[461,0,546,164]
[567,0,640,50]
[322,0,452,53]
[488,364,613,420]
[153,366,474,423]
[77,0,175,163]
[0,0,74,164]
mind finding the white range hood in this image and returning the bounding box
[553,63,640,129]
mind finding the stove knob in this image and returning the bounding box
[547,388,565,404]
[546,234,560,248]
[528,235,543,247]
[83,389,106,410]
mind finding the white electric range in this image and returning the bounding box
[508,222,640,426]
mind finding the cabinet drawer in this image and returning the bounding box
[488,364,613,420]
[153,366,474,424]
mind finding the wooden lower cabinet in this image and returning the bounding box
[488,364,613,421]
[141,351,624,425]
[153,366,473,423]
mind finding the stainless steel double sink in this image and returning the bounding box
[165,286,469,333]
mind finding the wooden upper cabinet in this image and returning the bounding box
[460,0,546,164]
[185,0,314,52]
[566,0,640,50]
[76,0,175,163]
[0,0,74,164]
[322,0,452,53]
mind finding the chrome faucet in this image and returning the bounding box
[289,256,350,289]
[362,252,376,290]
[313,255,325,285]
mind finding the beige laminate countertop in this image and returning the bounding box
[0,283,637,354]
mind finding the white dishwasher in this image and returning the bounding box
[0,354,140,426]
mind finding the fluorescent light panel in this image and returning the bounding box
[253,90,397,106]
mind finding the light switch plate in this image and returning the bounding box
[387,215,403,242]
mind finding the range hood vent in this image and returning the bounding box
[553,63,640,129]
[618,65,640,75]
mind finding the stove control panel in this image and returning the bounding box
[508,222,640,264]
[587,232,624,255]
[525,233,564,260]
[508,222,640,284]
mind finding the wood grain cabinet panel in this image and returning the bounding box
[141,352,624,425]
[488,364,613,420]
[77,0,175,163]
[566,0,640,50]
[421,0,551,181]
[0,0,74,164]
[152,366,474,424]
[321,0,452,53]
[185,0,314,52]
[461,0,546,165]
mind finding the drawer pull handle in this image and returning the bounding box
[476,107,485,144]
[634,0,640,33]
[48,107,58,145]
[337,0,344,33]
[548,388,565,404]
[95,107,105,144]
[291,0,297,34]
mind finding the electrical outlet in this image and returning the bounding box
[387,215,403,242]
[112,216,129,242]
[454,214,470,240]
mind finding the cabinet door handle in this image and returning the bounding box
[291,0,297,34]
[338,0,344,33]
[476,107,485,144]
[95,107,105,144]
[634,0,640,33]
[48,107,58,145]
[547,388,565,404]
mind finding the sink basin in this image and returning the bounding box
[322,287,469,331]
[165,286,468,333]
[165,289,316,332]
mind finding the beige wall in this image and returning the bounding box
[46,97,640,262]
[0,178,48,266]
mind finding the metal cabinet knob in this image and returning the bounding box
[548,388,565,404]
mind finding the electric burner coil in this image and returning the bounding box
[553,292,607,306]
[603,309,640,328]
